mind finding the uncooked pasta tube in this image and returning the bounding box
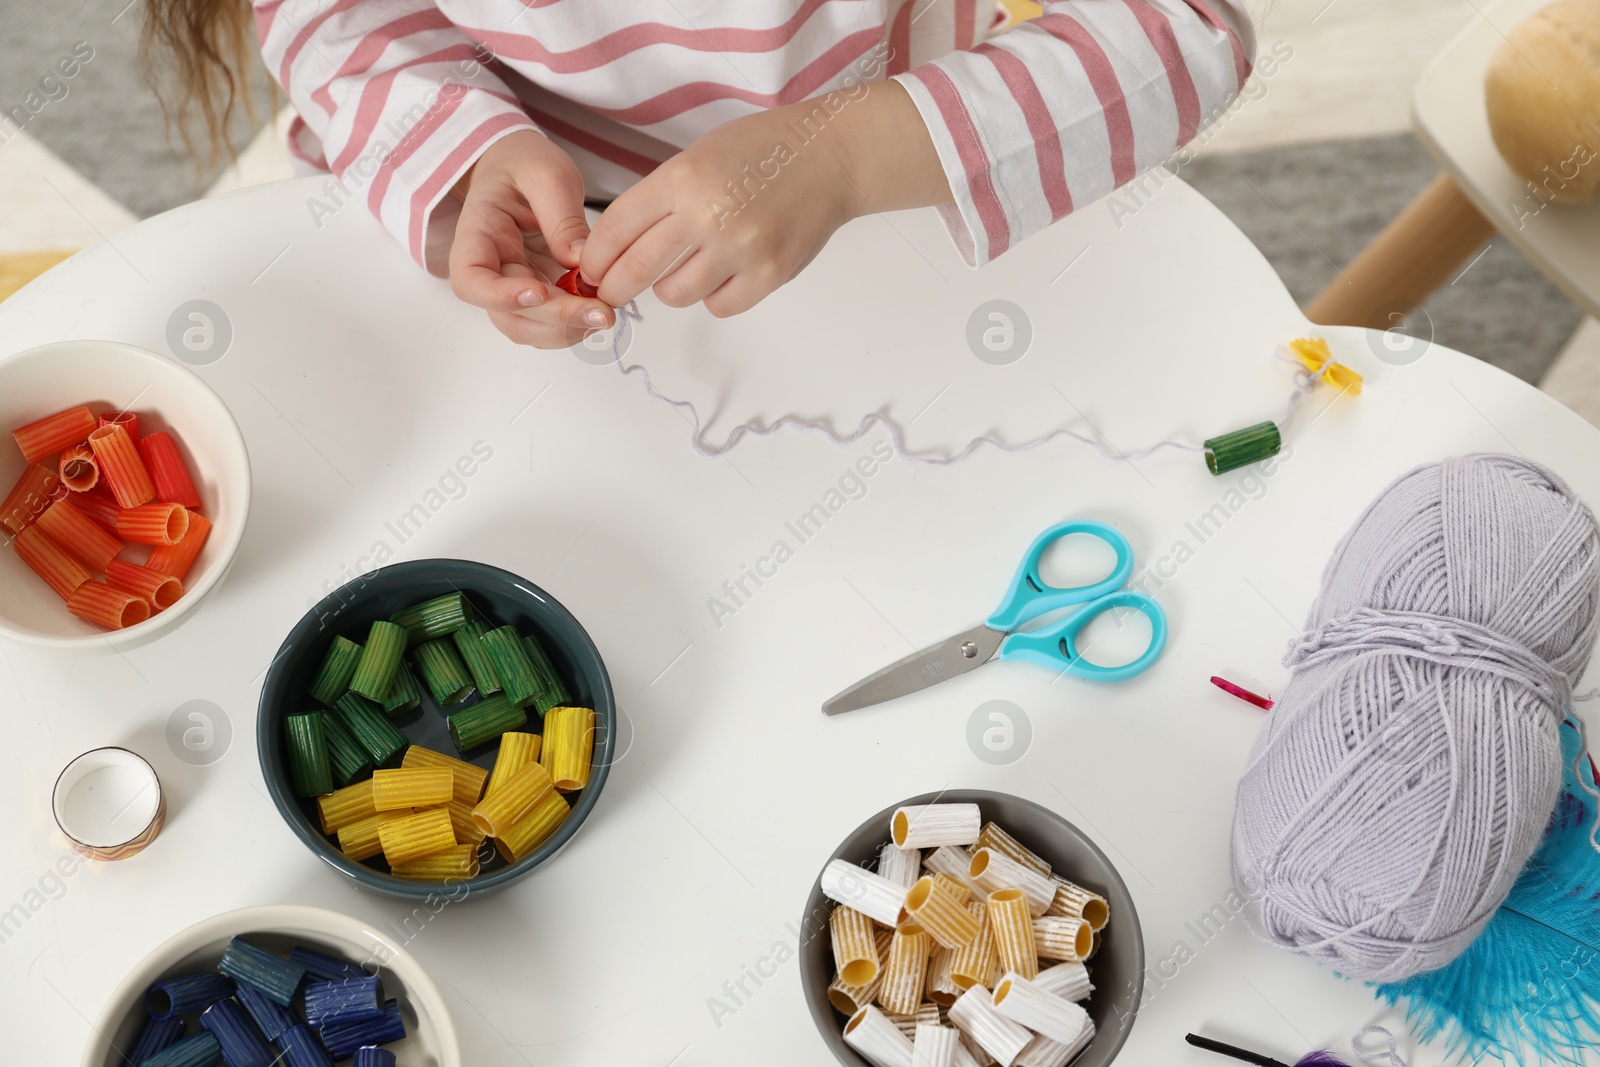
[829,928,892,1015]
[975,823,1051,878]
[986,890,1038,980]
[949,902,1000,990]
[830,906,881,987]
[1045,879,1109,932]
[879,841,923,889]
[948,986,1032,1067]
[924,845,985,897]
[924,945,960,1006]
[1030,917,1091,963]
[969,849,1054,917]
[880,928,931,1016]
[844,1005,915,1067]
[1016,1019,1095,1067]
[1032,962,1092,1002]
[912,1023,961,1067]
[991,973,1090,1044]
[892,804,982,849]
[822,859,909,927]
[905,876,980,949]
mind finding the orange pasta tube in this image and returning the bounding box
[986,889,1038,980]
[37,497,123,571]
[390,844,480,881]
[1,464,62,534]
[444,800,488,846]
[830,906,881,987]
[87,424,155,507]
[905,876,980,950]
[371,768,453,811]
[97,411,139,439]
[317,780,377,834]
[117,502,188,546]
[67,580,150,630]
[472,760,554,837]
[13,406,95,464]
[72,487,121,533]
[493,790,569,862]
[483,731,541,796]
[105,560,183,611]
[879,927,930,1016]
[137,432,201,509]
[401,745,488,806]
[337,809,415,862]
[146,510,210,579]
[378,808,456,867]
[58,444,99,492]
[14,525,90,599]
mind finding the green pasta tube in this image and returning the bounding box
[454,620,501,696]
[333,692,408,766]
[521,633,572,716]
[389,593,474,647]
[349,620,407,702]
[447,693,528,753]
[482,626,542,707]
[309,636,362,707]
[319,710,373,785]
[381,660,423,715]
[412,638,475,705]
[285,713,333,797]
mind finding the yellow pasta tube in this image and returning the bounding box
[317,779,376,834]
[390,843,481,881]
[828,927,893,1014]
[493,790,570,862]
[1046,878,1110,932]
[924,945,960,1007]
[905,876,980,950]
[949,902,1000,991]
[402,745,489,806]
[445,799,488,846]
[371,767,453,811]
[471,760,554,837]
[879,928,930,1016]
[1031,916,1091,962]
[540,705,595,792]
[976,822,1052,878]
[336,809,414,862]
[830,906,881,987]
[483,731,541,796]
[986,889,1038,980]
[378,808,456,867]
[886,1002,942,1041]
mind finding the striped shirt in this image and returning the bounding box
[256,0,1254,269]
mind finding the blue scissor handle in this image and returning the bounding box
[998,590,1168,682]
[985,520,1135,632]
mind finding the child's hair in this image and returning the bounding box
[140,0,266,164]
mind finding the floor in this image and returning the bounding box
[3,0,1598,416]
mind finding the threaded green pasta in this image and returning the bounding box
[349,620,406,702]
[333,692,408,766]
[413,638,475,704]
[454,620,500,696]
[482,626,541,707]
[447,693,528,753]
[389,593,474,647]
[521,633,572,716]
[381,661,423,715]
[319,710,372,785]
[309,636,362,707]
[285,713,333,797]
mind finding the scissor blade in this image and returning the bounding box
[822,624,1005,715]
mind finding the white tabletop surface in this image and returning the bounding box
[3,173,1599,1067]
[1413,0,1600,319]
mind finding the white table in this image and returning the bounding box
[2,175,1597,1067]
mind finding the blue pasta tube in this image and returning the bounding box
[147,973,234,1020]
[233,983,294,1041]
[303,975,384,1028]
[352,1048,396,1067]
[218,937,306,1006]
[275,1024,334,1067]
[199,998,275,1067]
[289,947,367,983]
[319,999,405,1059]
[142,1031,222,1067]
[125,1015,185,1063]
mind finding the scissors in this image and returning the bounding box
[822,520,1168,714]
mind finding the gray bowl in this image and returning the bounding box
[801,789,1144,1066]
[258,558,616,899]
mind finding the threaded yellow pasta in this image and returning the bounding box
[371,767,453,811]
[402,745,489,806]
[471,760,554,837]
[540,705,595,792]
[483,731,542,796]
[492,789,570,862]
[830,906,881,987]
[317,779,376,834]
[976,821,1052,877]
[905,876,980,949]
[925,945,960,1006]
[1046,879,1110,931]
[949,901,999,990]
[986,889,1038,980]
[1031,916,1092,962]
[390,843,481,881]
[879,928,930,1016]
[337,809,415,862]
[378,808,456,867]
[445,799,488,846]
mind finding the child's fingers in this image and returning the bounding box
[702,272,775,320]
[650,251,733,310]
[511,166,591,267]
[580,189,663,294]
[596,220,697,307]
[489,309,601,350]
[450,206,548,313]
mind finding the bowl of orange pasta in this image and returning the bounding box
[0,339,250,649]
[802,790,1144,1067]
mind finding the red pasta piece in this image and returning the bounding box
[0,463,62,535]
[87,424,155,508]
[147,510,211,580]
[117,502,189,546]
[12,406,96,465]
[555,268,600,299]
[59,443,100,492]
[67,581,150,630]
[105,559,183,611]
[97,411,139,440]
[36,497,123,571]
[136,432,201,509]
[73,487,121,534]
[13,525,91,599]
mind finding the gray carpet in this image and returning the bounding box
[0,5,1583,381]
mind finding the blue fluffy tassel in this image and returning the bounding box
[1375,717,1600,1063]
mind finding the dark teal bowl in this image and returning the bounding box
[258,559,616,899]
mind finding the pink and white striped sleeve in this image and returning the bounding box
[254,0,539,266]
[892,0,1256,266]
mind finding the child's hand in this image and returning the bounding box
[448,130,615,349]
[579,104,860,318]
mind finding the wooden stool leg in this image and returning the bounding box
[1304,173,1497,328]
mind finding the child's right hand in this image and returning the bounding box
[448,130,615,349]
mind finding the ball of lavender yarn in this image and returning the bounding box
[1230,454,1600,982]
